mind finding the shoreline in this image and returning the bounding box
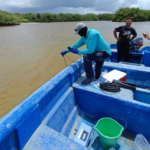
[1,20,150,27]
[0,23,21,27]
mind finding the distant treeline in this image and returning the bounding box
[112,7,150,22]
[0,11,112,25]
[0,7,150,25]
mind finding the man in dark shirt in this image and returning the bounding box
[113,17,137,62]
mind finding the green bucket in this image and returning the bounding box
[94,117,124,150]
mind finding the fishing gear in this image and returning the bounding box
[61,46,73,67]
[99,79,136,95]
[63,56,67,67]
[100,82,121,92]
[65,55,75,63]
[112,80,136,91]
[61,46,82,67]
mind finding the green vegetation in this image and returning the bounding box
[0,11,18,25]
[112,7,150,22]
[16,13,112,22]
[0,10,112,25]
[0,7,150,25]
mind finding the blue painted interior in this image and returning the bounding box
[109,45,150,65]
[110,51,118,62]
[134,88,150,104]
[109,50,144,64]
[73,85,150,141]
[102,62,150,88]
[43,88,75,133]
[16,105,41,149]
[23,125,87,150]
[61,106,78,137]
[0,131,19,150]
[0,58,150,150]
[144,50,150,67]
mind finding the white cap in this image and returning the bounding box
[74,22,86,35]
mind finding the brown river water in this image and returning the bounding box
[0,21,150,118]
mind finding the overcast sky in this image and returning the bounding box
[0,0,150,14]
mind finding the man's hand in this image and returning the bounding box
[143,33,150,40]
[70,48,79,54]
[113,29,120,41]
[60,50,67,56]
[143,33,147,38]
[129,34,137,42]
[116,37,120,41]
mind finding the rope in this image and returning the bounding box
[62,54,83,69]
[100,88,117,95]
[63,56,67,67]
[65,55,75,63]
[99,82,121,95]
[100,82,121,92]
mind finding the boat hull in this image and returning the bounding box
[0,59,150,150]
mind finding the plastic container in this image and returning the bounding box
[102,70,127,82]
[132,134,150,150]
[94,117,124,150]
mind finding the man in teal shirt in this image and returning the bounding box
[61,22,111,85]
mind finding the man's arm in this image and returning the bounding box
[66,37,84,52]
[129,35,137,42]
[71,37,84,48]
[130,28,137,42]
[78,35,98,55]
[113,29,120,41]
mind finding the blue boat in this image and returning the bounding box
[109,37,150,67]
[0,54,150,150]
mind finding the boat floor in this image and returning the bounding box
[24,73,148,150]
[67,75,135,150]
[69,112,135,150]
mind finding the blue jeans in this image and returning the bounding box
[83,51,110,79]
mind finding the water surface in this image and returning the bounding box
[0,21,150,118]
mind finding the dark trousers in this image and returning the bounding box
[83,51,110,79]
[117,42,130,62]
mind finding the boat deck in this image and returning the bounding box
[23,108,135,150]
[70,74,135,150]
[1,59,150,150]
[23,73,137,150]
[69,112,135,150]
[73,74,134,100]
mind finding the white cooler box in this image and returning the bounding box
[102,70,127,82]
